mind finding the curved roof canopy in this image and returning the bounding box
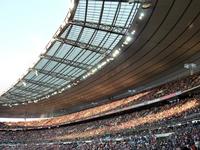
[0,0,140,105]
[1,0,200,118]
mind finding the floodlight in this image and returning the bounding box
[22,81,27,87]
[139,12,145,20]
[142,2,152,9]
[131,30,136,35]
[112,49,120,58]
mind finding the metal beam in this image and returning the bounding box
[55,37,110,55]
[91,0,144,2]
[90,0,128,1]
[4,95,26,102]
[8,92,31,99]
[33,68,75,81]
[15,86,43,94]
[0,97,10,103]
[23,79,59,89]
[41,54,92,70]
[70,20,126,35]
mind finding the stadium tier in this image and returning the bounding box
[1,71,200,129]
[0,0,200,149]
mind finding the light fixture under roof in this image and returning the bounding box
[112,49,120,58]
[33,100,38,103]
[131,30,136,35]
[34,70,38,76]
[40,54,45,58]
[142,2,152,9]
[139,12,145,20]
[125,36,132,45]
[184,63,197,75]
[22,81,27,87]
[69,0,75,10]
[91,68,97,74]
[184,63,197,69]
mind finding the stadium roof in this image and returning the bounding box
[1,0,200,118]
[0,0,140,105]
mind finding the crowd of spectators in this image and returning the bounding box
[0,73,200,149]
[2,72,200,129]
[0,96,199,145]
[0,121,199,149]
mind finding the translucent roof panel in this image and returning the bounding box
[86,1,103,23]
[0,0,140,105]
[101,1,119,26]
[67,25,82,41]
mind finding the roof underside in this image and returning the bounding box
[0,0,140,105]
[1,0,200,118]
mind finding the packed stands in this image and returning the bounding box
[0,95,199,145]
[2,72,200,129]
[0,71,200,149]
[1,122,199,150]
[0,0,200,149]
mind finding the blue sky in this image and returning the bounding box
[0,0,69,95]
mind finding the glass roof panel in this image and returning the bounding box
[124,3,140,28]
[76,50,92,63]
[0,0,141,105]
[101,1,119,25]
[79,28,96,44]
[91,30,108,47]
[65,47,83,60]
[35,59,49,69]
[60,25,71,38]
[67,25,82,41]
[42,61,59,71]
[87,54,102,66]
[54,44,73,58]
[46,41,62,56]
[41,76,55,83]
[74,0,86,21]
[86,1,102,23]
